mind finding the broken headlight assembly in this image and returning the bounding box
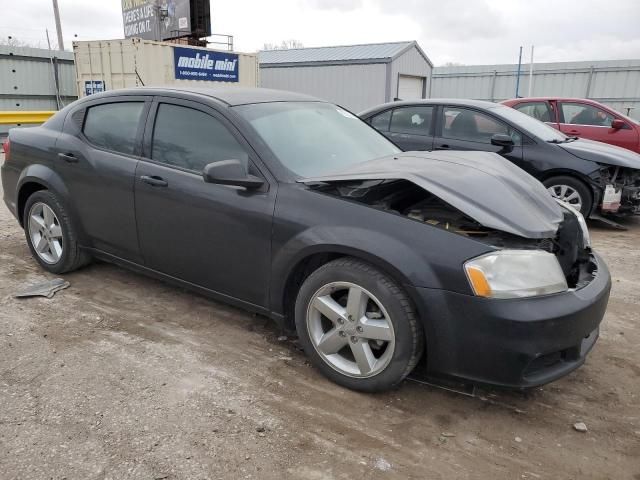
[464,250,568,299]
[556,199,591,249]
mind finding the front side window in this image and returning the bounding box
[83,102,144,155]
[234,102,400,178]
[442,107,521,145]
[560,102,615,127]
[514,102,553,123]
[390,106,433,136]
[151,103,249,172]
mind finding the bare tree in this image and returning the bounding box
[0,36,43,48]
[262,39,304,51]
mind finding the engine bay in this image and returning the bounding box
[312,178,592,288]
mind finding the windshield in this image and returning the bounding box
[234,102,400,177]
[489,105,569,142]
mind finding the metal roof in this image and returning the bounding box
[259,41,432,67]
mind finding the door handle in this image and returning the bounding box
[58,152,78,163]
[438,144,451,149]
[568,130,581,135]
[140,175,168,187]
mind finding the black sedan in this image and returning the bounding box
[1,87,610,392]
[360,99,640,217]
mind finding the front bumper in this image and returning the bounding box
[414,252,611,388]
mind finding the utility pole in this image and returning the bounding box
[528,45,535,98]
[515,46,523,98]
[52,0,64,51]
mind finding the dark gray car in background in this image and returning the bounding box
[1,87,610,392]
[360,99,640,218]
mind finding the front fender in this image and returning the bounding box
[271,224,437,302]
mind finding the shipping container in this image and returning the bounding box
[73,38,258,98]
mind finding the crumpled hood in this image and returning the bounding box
[302,151,564,239]
[559,138,640,169]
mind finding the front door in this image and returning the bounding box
[134,98,276,309]
[558,101,639,151]
[433,105,525,168]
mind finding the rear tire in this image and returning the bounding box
[23,190,91,274]
[543,175,593,216]
[295,257,424,392]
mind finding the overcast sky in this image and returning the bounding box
[2,0,640,65]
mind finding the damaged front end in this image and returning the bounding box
[308,177,595,291]
[597,165,640,215]
[302,151,609,387]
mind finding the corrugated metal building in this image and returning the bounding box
[1,45,77,134]
[259,41,433,112]
[432,59,640,120]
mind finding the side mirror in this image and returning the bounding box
[203,160,265,189]
[490,133,515,153]
[611,119,625,130]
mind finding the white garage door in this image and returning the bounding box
[397,75,424,100]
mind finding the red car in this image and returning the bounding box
[501,97,640,154]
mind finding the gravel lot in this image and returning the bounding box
[1,153,639,479]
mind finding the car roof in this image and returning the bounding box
[359,98,502,115]
[502,97,604,104]
[84,86,324,106]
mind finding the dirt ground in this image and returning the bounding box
[1,154,639,480]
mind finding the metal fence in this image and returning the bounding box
[1,45,77,135]
[431,59,640,120]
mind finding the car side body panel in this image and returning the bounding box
[269,183,495,317]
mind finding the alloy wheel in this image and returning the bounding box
[306,281,395,378]
[28,202,64,264]
[547,184,583,212]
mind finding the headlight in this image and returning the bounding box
[464,250,568,299]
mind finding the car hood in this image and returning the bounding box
[301,151,564,239]
[559,138,640,169]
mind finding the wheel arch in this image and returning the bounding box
[538,169,599,215]
[538,168,597,191]
[277,245,423,333]
[16,164,86,241]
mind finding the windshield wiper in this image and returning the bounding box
[547,137,578,144]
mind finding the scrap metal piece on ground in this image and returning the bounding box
[14,278,70,299]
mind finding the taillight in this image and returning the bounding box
[2,138,9,160]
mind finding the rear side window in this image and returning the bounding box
[513,102,553,123]
[369,110,392,131]
[151,104,249,172]
[83,102,144,155]
[390,106,433,135]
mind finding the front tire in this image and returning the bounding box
[295,258,424,392]
[23,190,91,274]
[543,175,593,216]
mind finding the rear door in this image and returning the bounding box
[558,101,639,150]
[368,105,434,151]
[134,96,276,309]
[433,105,525,167]
[54,96,150,262]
